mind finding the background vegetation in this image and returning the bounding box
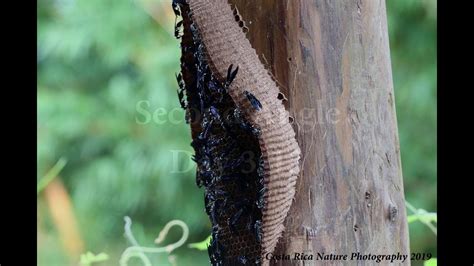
[37,0,437,265]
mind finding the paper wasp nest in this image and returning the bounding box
[173,0,301,264]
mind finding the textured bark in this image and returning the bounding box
[229,0,410,264]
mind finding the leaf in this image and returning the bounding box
[187,235,211,251]
[80,251,109,266]
[424,258,437,266]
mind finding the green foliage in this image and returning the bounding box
[424,258,437,266]
[37,157,67,194]
[188,235,211,251]
[80,252,109,266]
[38,0,208,264]
[38,0,436,265]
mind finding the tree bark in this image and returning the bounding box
[229,0,410,264]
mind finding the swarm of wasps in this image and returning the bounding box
[172,1,265,265]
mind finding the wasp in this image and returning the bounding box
[174,20,183,39]
[208,106,229,132]
[256,195,265,210]
[206,188,230,224]
[172,0,185,38]
[254,220,263,243]
[176,73,187,109]
[171,0,184,17]
[225,64,239,88]
[238,255,248,265]
[231,108,261,136]
[229,198,254,232]
[229,208,244,232]
[244,90,262,111]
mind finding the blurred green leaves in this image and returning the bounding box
[424,258,437,266]
[37,157,67,194]
[38,0,208,265]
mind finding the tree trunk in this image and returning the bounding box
[229,0,410,264]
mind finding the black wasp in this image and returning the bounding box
[175,20,183,39]
[172,0,185,38]
[176,73,187,109]
[225,64,239,88]
[238,255,248,264]
[171,0,183,16]
[254,220,263,243]
[244,91,262,111]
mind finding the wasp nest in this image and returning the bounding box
[173,0,301,264]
